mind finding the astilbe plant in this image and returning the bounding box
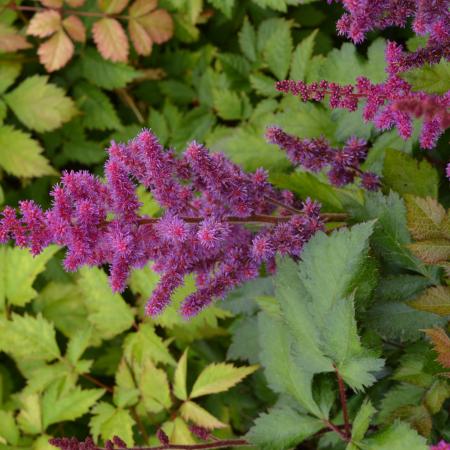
[0,129,358,318]
[277,1,450,150]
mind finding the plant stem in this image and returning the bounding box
[80,372,114,393]
[333,364,351,440]
[323,420,348,441]
[7,3,130,20]
[99,440,251,450]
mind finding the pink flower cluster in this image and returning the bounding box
[277,1,449,151]
[0,130,326,318]
[266,127,380,190]
[431,441,450,450]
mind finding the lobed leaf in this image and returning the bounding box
[92,18,129,62]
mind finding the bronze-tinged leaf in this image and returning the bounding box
[139,9,173,44]
[405,195,448,241]
[0,24,32,52]
[393,405,432,437]
[92,18,129,62]
[408,240,450,264]
[98,0,130,14]
[38,30,74,72]
[27,10,61,38]
[424,328,450,369]
[39,0,63,6]
[63,15,86,42]
[129,19,152,56]
[409,286,450,316]
[129,0,157,17]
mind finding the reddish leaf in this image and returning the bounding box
[129,0,157,17]
[92,18,129,62]
[63,15,86,42]
[39,0,63,7]
[139,9,173,44]
[98,0,130,14]
[38,30,74,72]
[424,328,450,370]
[129,19,152,55]
[27,10,62,38]
[0,24,32,52]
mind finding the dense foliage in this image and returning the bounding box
[0,1,449,450]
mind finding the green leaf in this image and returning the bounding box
[77,267,134,340]
[148,109,169,146]
[400,59,450,95]
[383,149,439,198]
[173,348,188,400]
[139,361,172,413]
[179,400,226,429]
[17,393,43,435]
[0,99,6,124]
[4,75,77,132]
[213,90,243,120]
[227,316,260,364]
[0,313,60,362]
[274,223,383,392]
[352,192,430,274]
[367,302,446,342]
[207,0,234,18]
[290,29,318,81]
[239,17,257,62]
[66,325,93,365]
[247,407,323,450]
[81,48,140,90]
[261,19,292,80]
[170,417,196,445]
[249,73,278,97]
[0,126,56,177]
[42,381,104,428]
[73,82,122,130]
[409,286,450,316]
[90,402,135,446]
[190,362,258,398]
[63,139,106,165]
[0,246,59,309]
[362,420,427,450]
[351,399,376,442]
[0,410,19,445]
[0,61,21,94]
[123,323,176,367]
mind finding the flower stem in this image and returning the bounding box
[333,363,351,440]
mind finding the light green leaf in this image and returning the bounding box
[0,99,6,124]
[213,90,243,120]
[90,402,135,446]
[139,361,172,413]
[42,381,104,428]
[351,399,376,442]
[179,400,226,429]
[0,125,56,177]
[66,325,93,365]
[124,323,176,367]
[170,417,196,445]
[74,82,122,130]
[0,410,19,445]
[17,393,43,435]
[190,363,258,398]
[208,0,234,18]
[383,149,438,198]
[81,48,140,90]
[261,19,292,80]
[363,420,427,450]
[239,17,257,62]
[114,360,139,408]
[0,61,21,94]
[4,75,77,132]
[247,407,323,450]
[0,246,59,308]
[290,29,318,81]
[173,348,188,400]
[0,313,60,362]
[400,59,450,95]
[249,73,278,97]
[77,267,134,340]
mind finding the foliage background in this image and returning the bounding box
[0,0,449,449]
